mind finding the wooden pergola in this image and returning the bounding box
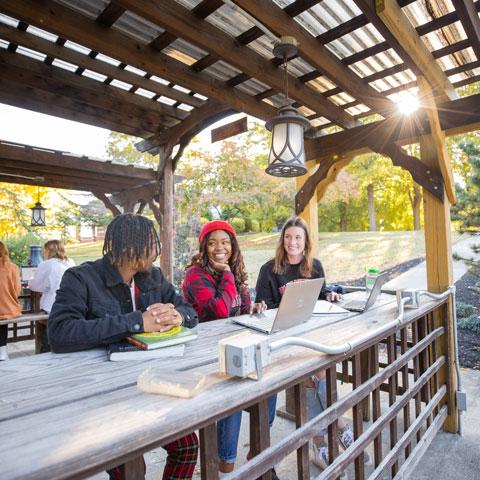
[1,0,480,441]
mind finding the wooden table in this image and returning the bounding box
[0,293,446,480]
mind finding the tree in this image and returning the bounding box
[106,132,158,167]
[451,140,480,231]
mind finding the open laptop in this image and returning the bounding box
[338,272,388,312]
[232,277,324,334]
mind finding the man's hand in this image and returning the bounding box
[249,300,267,314]
[326,291,342,302]
[142,303,183,333]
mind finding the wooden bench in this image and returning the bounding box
[0,312,49,354]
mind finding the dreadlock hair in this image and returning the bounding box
[187,230,248,292]
[44,240,68,261]
[103,214,161,269]
[273,216,313,278]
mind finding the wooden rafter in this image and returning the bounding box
[295,143,443,213]
[0,24,204,109]
[417,77,456,204]
[0,77,152,138]
[306,93,480,161]
[0,0,277,122]
[137,102,236,153]
[375,0,458,103]
[114,0,358,129]
[451,0,480,62]
[0,52,182,133]
[231,0,393,117]
[0,140,156,193]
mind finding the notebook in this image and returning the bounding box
[338,273,388,312]
[232,277,324,334]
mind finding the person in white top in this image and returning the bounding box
[29,240,75,314]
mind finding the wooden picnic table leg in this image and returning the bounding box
[200,423,219,480]
[249,399,272,480]
[123,456,145,480]
[293,382,309,480]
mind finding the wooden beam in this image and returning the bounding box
[211,117,248,143]
[305,93,480,160]
[375,0,458,103]
[115,0,359,128]
[0,23,204,108]
[137,102,236,153]
[0,140,155,180]
[91,191,122,216]
[0,0,277,122]
[417,77,456,204]
[451,0,480,62]
[231,0,393,117]
[0,50,182,130]
[158,146,174,282]
[295,161,319,257]
[0,78,150,138]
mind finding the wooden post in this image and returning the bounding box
[420,135,458,433]
[158,145,174,282]
[296,160,319,257]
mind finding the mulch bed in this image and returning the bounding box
[340,257,480,370]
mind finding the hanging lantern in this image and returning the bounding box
[265,36,311,178]
[31,187,46,227]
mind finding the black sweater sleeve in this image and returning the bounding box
[255,261,281,309]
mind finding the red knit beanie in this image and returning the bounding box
[199,220,236,242]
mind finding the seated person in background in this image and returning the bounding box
[181,220,278,479]
[255,216,360,471]
[0,241,21,361]
[29,240,75,352]
[49,213,199,480]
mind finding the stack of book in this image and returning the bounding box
[107,326,197,361]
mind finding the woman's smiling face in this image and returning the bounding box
[206,229,232,265]
[283,226,306,260]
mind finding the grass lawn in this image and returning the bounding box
[67,230,462,286]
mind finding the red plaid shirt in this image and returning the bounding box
[182,264,251,322]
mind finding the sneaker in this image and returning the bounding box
[311,442,329,470]
[338,425,371,465]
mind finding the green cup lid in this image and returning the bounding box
[367,268,379,273]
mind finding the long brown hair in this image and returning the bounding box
[44,240,68,261]
[0,241,10,266]
[187,230,248,292]
[273,216,313,278]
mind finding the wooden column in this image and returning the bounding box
[420,135,458,433]
[296,160,319,257]
[159,145,174,282]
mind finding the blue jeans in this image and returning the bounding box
[217,394,277,463]
[306,376,328,436]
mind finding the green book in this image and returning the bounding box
[127,326,197,350]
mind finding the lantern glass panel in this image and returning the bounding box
[288,123,303,157]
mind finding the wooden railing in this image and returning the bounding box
[200,299,452,480]
[6,289,41,343]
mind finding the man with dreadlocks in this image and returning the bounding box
[49,213,199,480]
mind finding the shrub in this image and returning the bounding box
[231,217,246,233]
[250,219,260,232]
[456,302,477,319]
[4,233,45,266]
[458,315,480,333]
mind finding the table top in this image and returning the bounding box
[0,293,443,480]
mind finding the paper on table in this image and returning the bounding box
[313,300,349,314]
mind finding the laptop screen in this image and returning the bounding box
[364,273,388,310]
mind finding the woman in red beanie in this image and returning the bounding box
[181,221,279,478]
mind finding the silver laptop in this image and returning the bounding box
[338,273,388,312]
[233,277,325,334]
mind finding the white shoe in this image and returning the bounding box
[312,442,347,478]
[0,346,8,361]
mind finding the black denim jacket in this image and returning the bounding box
[48,256,198,353]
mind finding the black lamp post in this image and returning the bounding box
[265,36,311,178]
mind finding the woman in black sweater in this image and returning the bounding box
[255,217,357,472]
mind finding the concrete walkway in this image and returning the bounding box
[384,233,480,291]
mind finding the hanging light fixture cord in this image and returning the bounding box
[283,54,289,104]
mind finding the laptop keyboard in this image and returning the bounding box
[241,311,276,330]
